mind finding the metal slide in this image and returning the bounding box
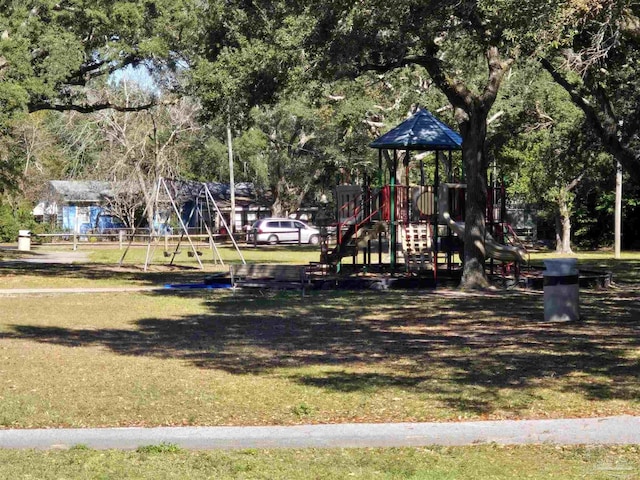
[438,184,527,264]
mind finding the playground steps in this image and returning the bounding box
[401,223,434,272]
[327,221,388,265]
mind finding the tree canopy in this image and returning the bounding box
[0,0,194,122]
[2,0,639,275]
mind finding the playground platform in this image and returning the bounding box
[196,262,612,292]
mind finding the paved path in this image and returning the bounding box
[1,417,639,450]
[0,286,161,295]
[3,250,90,264]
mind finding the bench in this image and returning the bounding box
[230,264,310,295]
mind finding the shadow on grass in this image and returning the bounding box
[0,260,214,287]
[0,244,317,287]
[3,286,639,416]
[577,258,640,284]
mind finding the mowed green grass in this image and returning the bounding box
[1,445,639,480]
[1,283,639,428]
[1,248,639,429]
[1,248,639,478]
[1,244,638,289]
[0,244,320,289]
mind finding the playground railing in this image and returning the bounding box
[503,223,531,266]
[337,198,384,246]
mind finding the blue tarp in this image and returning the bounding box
[369,108,462,151]
[62,205,76,231]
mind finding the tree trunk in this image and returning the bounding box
[555,192,573,254]
[420,46,512,289]
[271,198,285,217]
[459,105,490,289]
[270,177,287,217]
[135,167,156,233]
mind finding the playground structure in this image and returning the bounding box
[119,177,246,271]
[321,108,528,284]
[115,110,528,288]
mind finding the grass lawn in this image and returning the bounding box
[1,273,639,427]
[0,244,320,289]
[1,243,638,289]
[1,445,639,479]
[1,246,639,476]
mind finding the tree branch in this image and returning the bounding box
[566,171,585,191]
[481,46,513,105]
[540,57,606,137]
[487,110,504,125]
[359,53,471,110]
[65,54,144,86]
[540,56,640,183]
[28,99,175,114]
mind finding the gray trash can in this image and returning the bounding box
[543,258,579,321]
[18,230,31,251]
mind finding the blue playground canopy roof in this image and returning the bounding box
[369,108,462,151]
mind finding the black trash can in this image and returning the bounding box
[543,258,579,321]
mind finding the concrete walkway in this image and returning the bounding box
[1,417,639,450]
[0,286,161,295]
[2,250,90,264]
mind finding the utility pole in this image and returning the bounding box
[227,115,235,234]
[615,161,622,259]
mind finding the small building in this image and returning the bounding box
[34,180,115,233]
[36,179,273,234]
[505,199,539,242]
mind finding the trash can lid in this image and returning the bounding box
[544,258,578,276]
[18,230,31,236]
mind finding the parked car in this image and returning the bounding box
[250,218,320,245]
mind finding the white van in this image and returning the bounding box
[250,218,320,245]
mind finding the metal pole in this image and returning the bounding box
[434,151,440,286]
[390,150,397,270]
[227,115,236,234]
[163,180,204,269]
[378,150,383,266]
[615,161,623,259]
[204,183,246,264]
[405,149,411,223]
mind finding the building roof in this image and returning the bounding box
[369,108,462,151]
[160,179,268,209]
[162,179,255,200]
[46,179,267,209]
[49,180,114,203]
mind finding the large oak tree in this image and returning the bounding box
[297,0,518,288]
[0,0,195,121]
[536,1,640,184]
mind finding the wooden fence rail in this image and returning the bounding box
[33,232,234,250]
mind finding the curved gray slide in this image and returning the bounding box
[436,182,527,264]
